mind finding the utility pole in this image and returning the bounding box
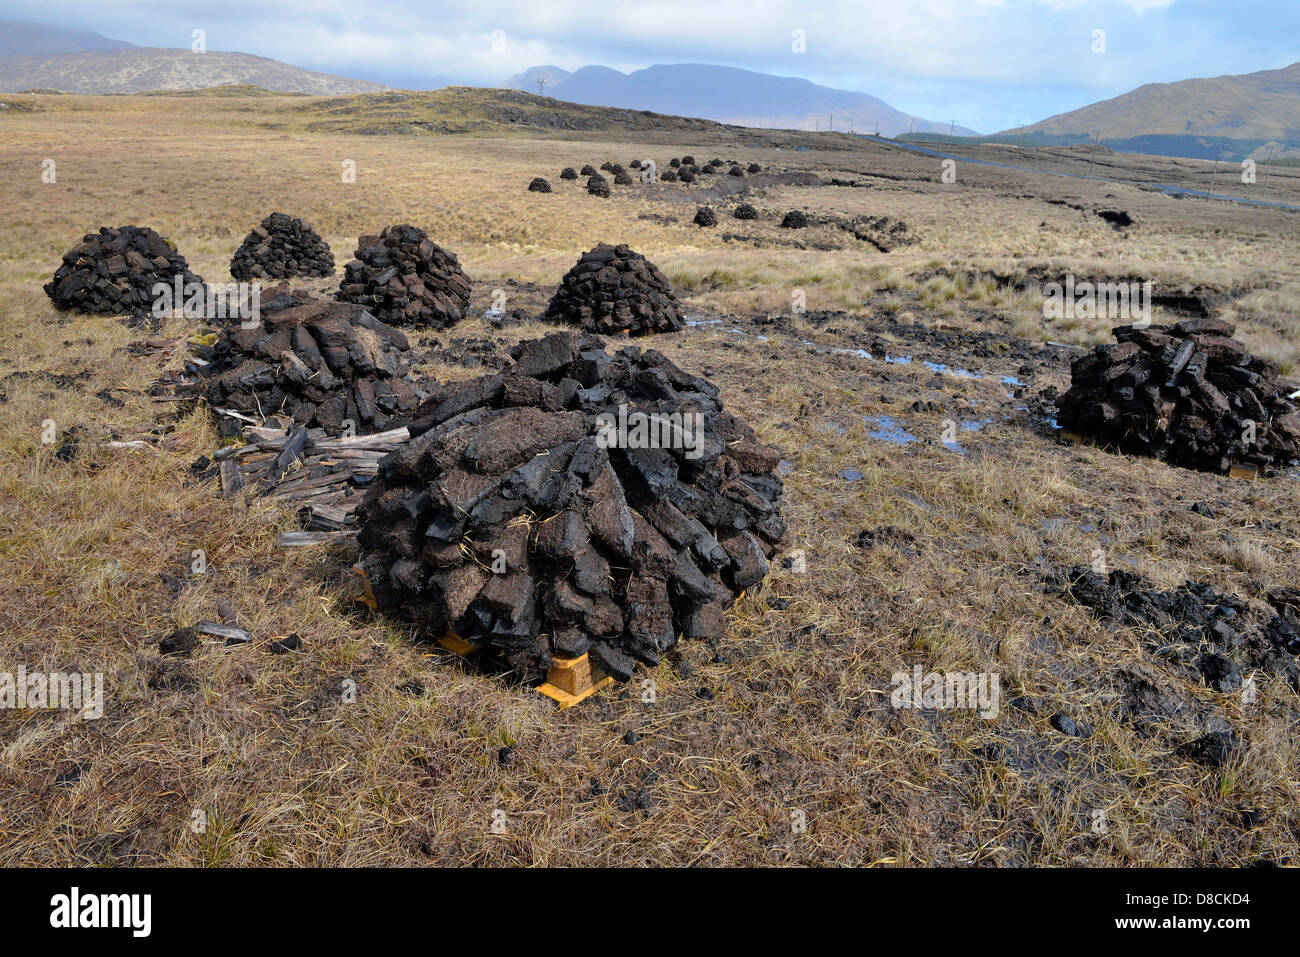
[1207,154,1221,202]
[1088,131,1101,176]
[536,78,547,95]
[909,117,915,137]
[829,113,833,132]
[949,120,955,139]
[1017,125,1024,149]
[759,112,763,129]
[1263,146,1276,188]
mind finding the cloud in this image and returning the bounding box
[0,0,1292,132]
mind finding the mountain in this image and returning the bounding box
[1010,62,1300,144]
[500,63,975,137]
[501,66,572,95]
[0,19,135,57]
[0,48,386,95]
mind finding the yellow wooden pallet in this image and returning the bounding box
[437,631,483,655]
[536,653,613,709]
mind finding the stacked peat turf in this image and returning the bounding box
[45,225,205,315]
[528,177,552,193]
[733,203,759,220]
[1056,318,1300,474]
[229,212,334,281]
[780,210,809,229]
[693,206,717,227]
[587,175,611,197]
[560,167,578,180]
[544,243,683,336]
[337,224,471,329]
[354,329,787,681]
[201,290,424,434]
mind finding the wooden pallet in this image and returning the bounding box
[536,653,614,709]
[209,417,408,532]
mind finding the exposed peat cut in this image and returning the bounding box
[1056,319,1300,474]
[354,330,787,683]
[229,212,335,280]
[199,289,425,435]
[44,225,204,315]
[544,243,684,336]
[337,224,472,329]
[1055,566,1300,689]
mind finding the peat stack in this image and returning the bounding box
[229,212,334,281]
[337,224,471,329]
[693,206,717,227]
[528,177,552,193]
[587,175,611,197]
[45,225,204,315]
[560,167,578,180]
[201,291,423,434]
[544,243,683,336]
[354,330,787,681]
[733,203,758,220]
[780,210,809,229]
[1056,319,1300,474]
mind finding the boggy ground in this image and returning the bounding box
[0,91,1297,866]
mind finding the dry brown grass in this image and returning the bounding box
[1,92,1298,866]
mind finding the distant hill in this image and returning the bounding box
[0,19,134,57]
[500,63,975,137]
[1011,62,1300,144]
[0,47,386,95]
[289,87,765,137]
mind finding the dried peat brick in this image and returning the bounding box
[45,225,204,315]
[230,212,334,281]
[337,224,472,329]
[544,243,683,336]
[201,288,424,434]
[355,330,786,682]
[1056,320,1300,474]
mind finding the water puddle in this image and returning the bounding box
[842,469,865,482]
[922,360,982,380]
[863,415,917,445]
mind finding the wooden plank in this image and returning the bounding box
[313,427,409,451]
[219,459,245,498]
[197,621,252,643]
[276,530,358,547]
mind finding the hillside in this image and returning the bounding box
[0,19,134,56]
[1013,62,1300,143]
[0,47,386,95]
[285,86,814,139]
[500,62,976,137]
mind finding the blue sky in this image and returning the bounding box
[3,0,1297,132]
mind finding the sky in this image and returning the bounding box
[3,0,1297,132]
